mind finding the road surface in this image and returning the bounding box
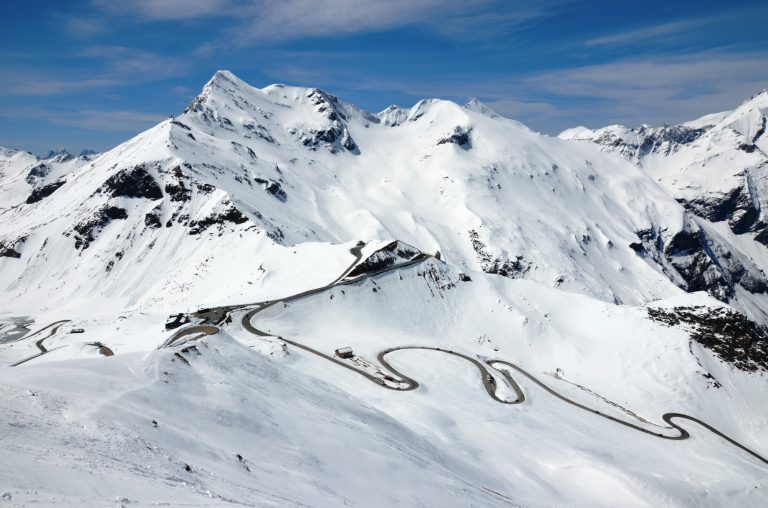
[8,320,70,367]
[171,249,768,466]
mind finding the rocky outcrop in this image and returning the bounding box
[438,127,472,149]
[188,205,249,236]
[630,220,767,301]
[0,238,24,258]
[26,179,66,204]
[254,178,286,202]
[346,241,421,278]
[648,305,768,372]
[469,230,530,278]
[72,206,128,250]
[297,89,359,154]
[679,175,766,241]
[102,165,163,200]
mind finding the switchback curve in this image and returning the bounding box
[174,252,768,466]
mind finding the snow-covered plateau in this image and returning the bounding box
[0,71,766,507]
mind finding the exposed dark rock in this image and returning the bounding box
[72,206,128,250]
[631,221,767,302]
[103,166,163,200]
[144,210,162,229]
[26,179,65,204]
[0,239,23,258]
[188,205,249,235]
[346,241,421,278]
[196,182,215,194]
[25,163,50,185]
[298,89,359,154]
[469,230,530,278]
[165,181,191,202]
[171,120,191,131]
[254,177,287,202]
[739,143,758,153]
[648,306,768,372]
[755,228,768,247]
[438,127,473,149]
[243,122,275,143]
[588,125,708,161]
[753,115,766,144]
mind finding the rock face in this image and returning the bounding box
[437,126,473,149]
[561,91,768,321]
[630,220,767,301]
[72,206,129,250]
[102,165,163,200]
[648,305,768,372]
[26,179,65,204]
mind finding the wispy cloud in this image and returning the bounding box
[583,4,768,49]
[0,105,165,132]
[520,51,768,129]
[0,46,189,96]
[48,109,166,131]
[583,19,704,47]
[91,0,235,21]
[84,0,564,51]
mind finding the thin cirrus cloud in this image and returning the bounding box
[0,105,165,132]
[0,46,190,97]
[90,0,235,21]
[517,52,768,130]
[88,0,557,47]
[583,19,705,48]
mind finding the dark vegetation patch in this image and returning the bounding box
[26,179,65,204]
[72,206,128,250]
[648,306,768,372]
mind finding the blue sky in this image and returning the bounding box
[2,0,767,154]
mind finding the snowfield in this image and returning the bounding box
[0,72,766,507]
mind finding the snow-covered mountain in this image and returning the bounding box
[560,91,768,322]
[1,72,766,506]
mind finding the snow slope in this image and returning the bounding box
[560,91,768,323]
[1,72,767,506]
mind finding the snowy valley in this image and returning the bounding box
[0,71,767,507]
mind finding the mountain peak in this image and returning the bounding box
[41,147,73,161]
[463,98,498,118]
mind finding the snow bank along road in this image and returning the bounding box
[166,255,768,467]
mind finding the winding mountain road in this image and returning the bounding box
[169,250,768,466]
[8,320,70,367]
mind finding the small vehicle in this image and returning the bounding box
[70,328,85,334]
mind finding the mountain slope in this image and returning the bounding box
[1,70,704,316]
[1,72,767,507]
[560,91,768,323]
